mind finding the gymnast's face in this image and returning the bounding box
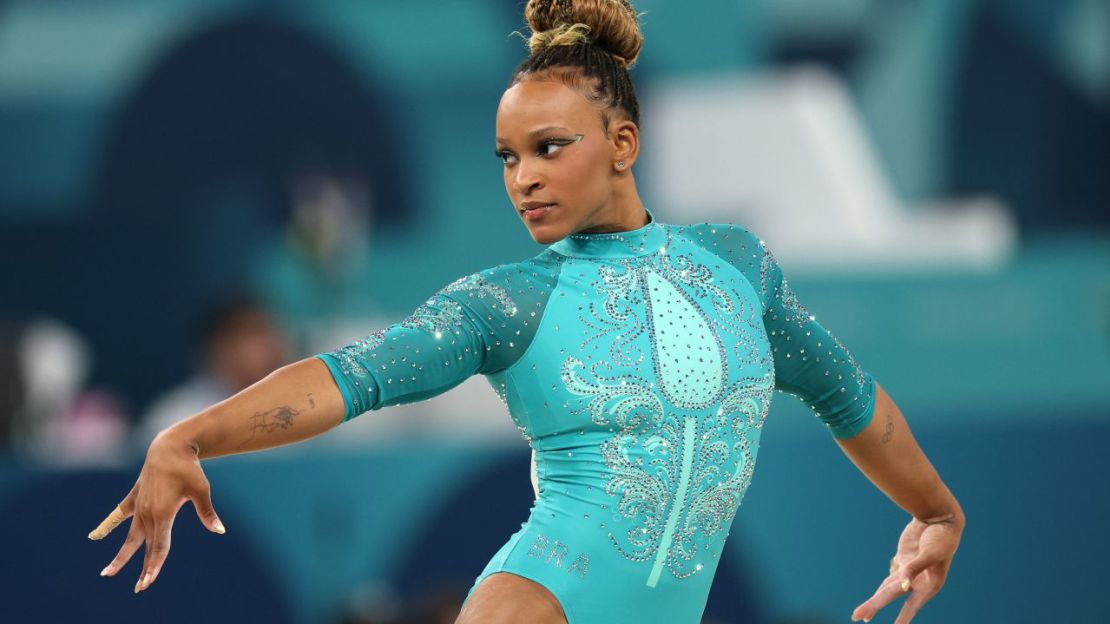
[495,79,637,245]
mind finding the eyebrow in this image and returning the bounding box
[495,126,575,145]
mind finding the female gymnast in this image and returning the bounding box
[89,1,964,622]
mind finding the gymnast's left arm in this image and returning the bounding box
[839,383,964,624]
[758,242,963,624]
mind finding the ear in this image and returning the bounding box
[608,118,640,173]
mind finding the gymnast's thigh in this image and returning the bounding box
[456,571,568,624]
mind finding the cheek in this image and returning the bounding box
[558,154,609,199]
[503,168,522,206]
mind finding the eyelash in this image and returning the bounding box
[496,138,574,165]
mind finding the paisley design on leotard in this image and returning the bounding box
[683,375,772,538]
[563,251,774,586]
[561,357,663,430]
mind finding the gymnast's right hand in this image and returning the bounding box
[87,429,226,593]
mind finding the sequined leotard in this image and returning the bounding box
[316,210,876,624]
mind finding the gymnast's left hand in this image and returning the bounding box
[850,515,964,623]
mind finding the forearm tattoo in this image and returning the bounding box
[237,405,300,449]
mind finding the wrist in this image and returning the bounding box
[915,501,965,531]
[152,411,210,459]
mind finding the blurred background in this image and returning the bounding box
[0,0,1107,622]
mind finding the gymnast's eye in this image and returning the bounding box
[537,140,565,157]
[537,135,582,157]
[495,150,518,165]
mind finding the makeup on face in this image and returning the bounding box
[497,131,585,222]
[495,132,584,166]
[495,80,625,244]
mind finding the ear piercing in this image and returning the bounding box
[617,161,626,169]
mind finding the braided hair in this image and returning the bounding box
[511,0,643,128]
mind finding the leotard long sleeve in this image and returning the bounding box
[316,209,875,623]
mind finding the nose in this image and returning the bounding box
[512,159,542,196]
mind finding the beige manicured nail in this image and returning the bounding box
[901,578,911,592]
[214,518,226,534]
[100,565,111,577]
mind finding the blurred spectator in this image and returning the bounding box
[4,317,130,466]
[133,295,288,450]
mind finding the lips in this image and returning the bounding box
[520,202,555,221]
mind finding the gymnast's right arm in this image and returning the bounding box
[88,282,499,594]
[84,358,348,595]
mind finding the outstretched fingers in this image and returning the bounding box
[135,513,175,593]
[190,482,226,535]
[894,580,936,624]
[854,548,948,623]
[852,572,913,622]
[100,520,145,577]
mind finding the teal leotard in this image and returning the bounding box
[316,210,876,623]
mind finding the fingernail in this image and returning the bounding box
[141,574,150,590]
[901,578,911,592]
[214,518,226,534]
[100,565,111,576]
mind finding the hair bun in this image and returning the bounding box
[525,0,643,69]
